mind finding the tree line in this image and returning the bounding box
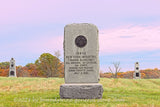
[0,54,160,79]
[100,68,160,79]
[0,52,64,78]
[100,62,160,79]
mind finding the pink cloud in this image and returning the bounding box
[3,25,160,57]
[19,35,63,54]
[13,25,160,56]
[99,25,160,54]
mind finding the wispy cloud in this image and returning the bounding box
[2,24,160,57]
[6,25,160,56]
[99,25,160,54]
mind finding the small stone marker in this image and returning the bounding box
[9,58,17,77]
[60,23,103,99]
[133,62,141,79]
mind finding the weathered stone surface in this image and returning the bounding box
[60,23,103,99]
[64,23,99,83]
[9,58,17,77]
[60,84,103,99]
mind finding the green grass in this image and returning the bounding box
[0,77,160,107]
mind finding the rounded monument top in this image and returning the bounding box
[64,23,98,31]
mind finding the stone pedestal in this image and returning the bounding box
[60,83,103,99]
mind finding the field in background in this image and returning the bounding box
[0,77,160,107]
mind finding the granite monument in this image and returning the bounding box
[60,23,103,99]
[9,58,17,77]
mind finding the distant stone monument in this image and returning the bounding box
[9,58,17,77]
[133,62,141,79]
[60,23,103,99]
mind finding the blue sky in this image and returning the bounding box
[0,0,160,72]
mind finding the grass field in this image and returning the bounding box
[0,77,160,107]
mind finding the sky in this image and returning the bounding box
[0,0,160,72]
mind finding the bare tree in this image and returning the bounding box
[53,50,61,77]
[54,50,61,58]
[108,62,121,78]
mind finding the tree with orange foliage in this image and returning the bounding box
[0,62,10,77]
[154,68,159,71]
[16,66,29,77]
[35,53,64,77]
[141,73,146,78]
[58,62,64,78]
[25,63,40,77]
[0,68,9,77]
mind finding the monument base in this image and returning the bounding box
[133,77,141,79]
[9,76,17,77]
[60,83,103,99]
